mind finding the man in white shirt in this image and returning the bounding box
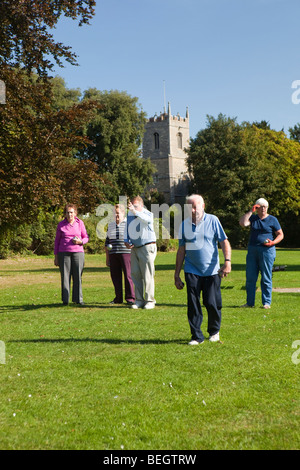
[125,196,157,310]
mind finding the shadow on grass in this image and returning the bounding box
[0,302,187,312]
[1,263,300,276]
[8,337,187,345]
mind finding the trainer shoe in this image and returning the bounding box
[263,304,271,309]
[240,303,254,308]
[131,301,144,309]
[209,332,220,342]
[188,339,204,345]
[143,302,155,310]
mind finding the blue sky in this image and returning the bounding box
[51,0,300,138]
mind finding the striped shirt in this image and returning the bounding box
[105,220,131,254]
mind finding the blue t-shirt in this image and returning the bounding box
[249,214,281,246]
[178,213,228,276]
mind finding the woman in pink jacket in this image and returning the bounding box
[54,204,89,305]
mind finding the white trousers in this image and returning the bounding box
[130,244,157,304]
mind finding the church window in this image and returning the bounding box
[154,132,159,149]
[177,132,182,149]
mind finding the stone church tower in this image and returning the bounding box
[142,102,190,204]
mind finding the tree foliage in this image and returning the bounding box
[78,89,155,199]
[0,67,105,230]
[0,0,107,249]
[187,114,300,247]
[0,0,96,75]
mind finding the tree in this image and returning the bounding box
[50,76,81,111]
[78,89,155,199]
[289,123,300,143]
[0,1,103,251]
[0,67,104,230]
[0,0,96,75]
[187,114,300,247]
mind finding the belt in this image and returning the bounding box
[134,242,156,248]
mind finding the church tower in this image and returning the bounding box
[142,102,190,204]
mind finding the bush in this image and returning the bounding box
[80,214,106,254]
[30,211,61,255]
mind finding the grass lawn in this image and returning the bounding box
[0,249,299,450]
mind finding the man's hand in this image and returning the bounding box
[124,242,133,249]
[174,275,185,290]
[218,260,231,278]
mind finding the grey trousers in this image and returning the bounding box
[58,252,85,304]
[131,243,157,304]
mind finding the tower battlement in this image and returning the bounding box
[143,102,190,204]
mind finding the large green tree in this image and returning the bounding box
[0,0,101,247]
[187,114,300,247]
[0,68,104,227]
[78,88,155,199]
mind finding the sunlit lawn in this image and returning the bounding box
[0,249,299,450]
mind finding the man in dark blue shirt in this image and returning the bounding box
[239,198,284,309]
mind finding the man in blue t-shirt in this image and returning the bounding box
[239,198,284,309]
[175,194,232,345]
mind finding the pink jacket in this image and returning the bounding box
[54,217,89,255]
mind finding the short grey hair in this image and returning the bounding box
[255,198,269,207]
[186,194,204,205]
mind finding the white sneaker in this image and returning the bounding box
[143,302,155,310]
[209,332,220,342]
[131,301,144,309]
[188,340,204,345]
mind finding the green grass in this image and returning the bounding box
[0,249,299,450]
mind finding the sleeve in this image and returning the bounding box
[54,224,61,255]
[80,220,89,245]
[135,209,153,225]
[124,217,130,244]
[178,222,186,247]
[215,217,228,243]
[273,217,281,231]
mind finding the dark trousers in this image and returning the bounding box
[58,252,85,304]
[185,272,222,342]
[109,253,135,303]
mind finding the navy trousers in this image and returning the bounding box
[185,272,222,342]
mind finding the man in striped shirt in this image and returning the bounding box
[105,204,135,305]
